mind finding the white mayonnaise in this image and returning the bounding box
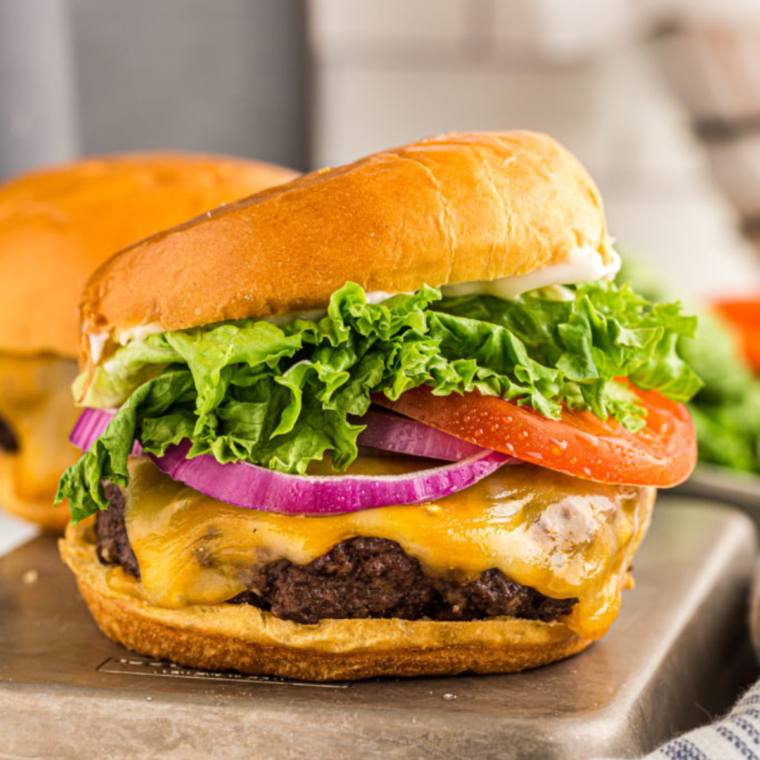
[88,333,109,364]
[96,293,401,354]
[365,290,401,305]
[98,251,619,357]
[87,322,164,363]
[441,246,621,300]
[117,322,164,346]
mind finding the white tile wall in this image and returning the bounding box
[606,192,760,298]
[309,0,465,49]
[708,136,760,217]
[596,46,701,184]
[313,65,611,176]
[492,0,635,61]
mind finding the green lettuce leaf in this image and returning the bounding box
[58,369,195,523]
[58,281,702,522]
[616,256,760,473]
[678,312,760,473]
[434,281,702,421]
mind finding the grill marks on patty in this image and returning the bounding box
[0,413,18,452]
[95,485,578,624]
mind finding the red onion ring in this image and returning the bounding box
[352,408,487,460]
[69,407,516,515]
[148,439,510,515]
[69,407,143,456]
[69,407,491,462]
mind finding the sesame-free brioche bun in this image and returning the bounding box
[0,152,298,357]
[0,153,296,532]
[81,131,611,365]
[61,519,592,681]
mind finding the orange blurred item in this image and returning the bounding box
[0,152,298,531]
[713,297,760,374]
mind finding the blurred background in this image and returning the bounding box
[2,0,760,297]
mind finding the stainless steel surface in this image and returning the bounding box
[676,466,760,528]
[0,501,756,760]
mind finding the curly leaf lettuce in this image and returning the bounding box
[58,281,701,522]
[616,256,760,474]
[678,312,760,473]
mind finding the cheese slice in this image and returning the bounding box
[119,455,655,640]
[0,352,80,503]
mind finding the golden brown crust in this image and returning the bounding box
[0,152,298,357]
[81,131,610,366]
[0,477,70,532]
[61,519,592,681]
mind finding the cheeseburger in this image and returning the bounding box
[58,132,701,680]
[0,153,297,530]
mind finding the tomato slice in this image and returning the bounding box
[713,297,760,374]
[374,385,697,488]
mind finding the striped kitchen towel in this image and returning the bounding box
[636,682,760,759]
[595,680,760,759]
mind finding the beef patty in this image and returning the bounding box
[0,413,18,452]
[96,483,140,579]
[96,485,578,625]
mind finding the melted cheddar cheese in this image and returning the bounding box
[119,456,655,640]
[0,353,80,509]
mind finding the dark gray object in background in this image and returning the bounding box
[0,0,80,178]
[677,466,760,528]
[70,0,310,170]
[0,0,309,180]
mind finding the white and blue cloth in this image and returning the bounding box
[636,683,760,759]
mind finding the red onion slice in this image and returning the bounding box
[70,407,490,462]
[70,407,115,449]
[68,407,516,515]
[148,439,511,515]
[69,407,143,456]
[352,408,487,461]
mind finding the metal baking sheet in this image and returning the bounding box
[0,500,756,760]
[676,466,760,527]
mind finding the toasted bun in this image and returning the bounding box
[0,152,298,357]
[61,519,592,681]
[81,131,610,365]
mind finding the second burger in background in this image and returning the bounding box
[0,153,298,531]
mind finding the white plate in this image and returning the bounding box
[0,512,39,557]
